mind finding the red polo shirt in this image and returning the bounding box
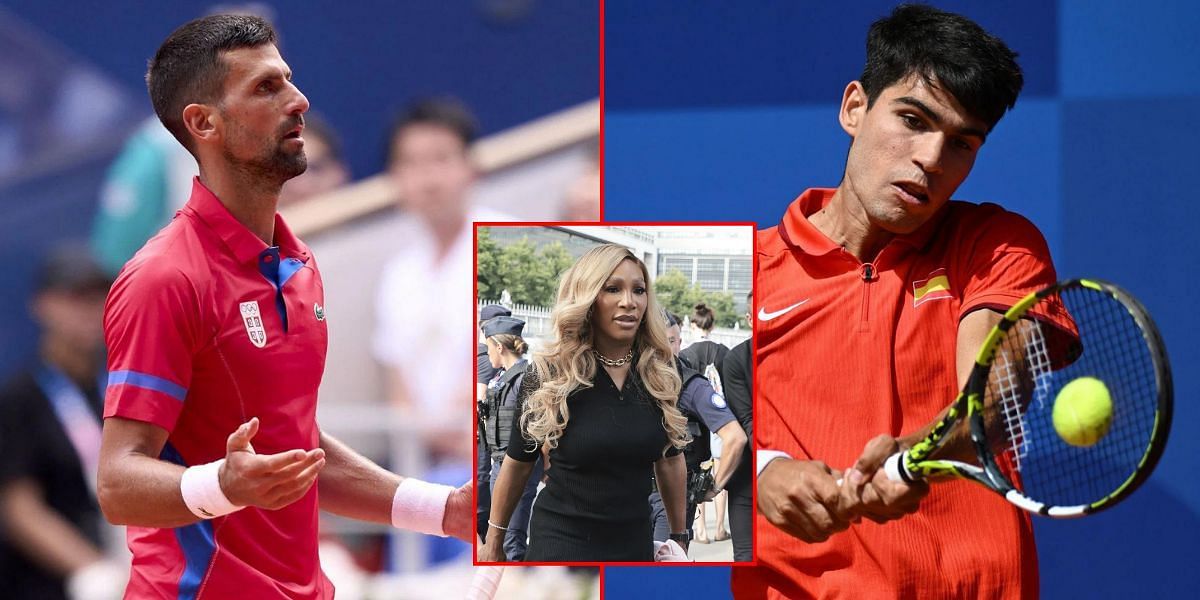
[104,178,332,599]
[735,188,1058,599]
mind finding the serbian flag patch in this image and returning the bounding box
[913,269,953,307]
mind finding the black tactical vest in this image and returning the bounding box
[484,360,528,459]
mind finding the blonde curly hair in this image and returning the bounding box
[519,244,689,453]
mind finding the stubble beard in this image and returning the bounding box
[263,141,308,182]
[223,139,307,190]
[221,111,308,188]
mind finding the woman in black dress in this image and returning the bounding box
[478,244,691,562]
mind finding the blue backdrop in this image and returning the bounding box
[0,1,597,383]
[605,1,1200,598]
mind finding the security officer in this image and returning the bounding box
[477,305,511,397]
[480,316,542,561]
[475,304,510,541]
[649,313,747,547]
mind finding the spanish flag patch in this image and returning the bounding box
[913,269,953,307]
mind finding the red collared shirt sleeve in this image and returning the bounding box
[103,256,204,432]
[957,206,1058,318]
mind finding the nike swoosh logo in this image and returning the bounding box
[757,299,809,321]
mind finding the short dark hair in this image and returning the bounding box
[146,14,278,153]
[386,97,479,167]
[860,4,1023,131]
[663,310,682,328]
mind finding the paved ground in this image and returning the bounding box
[688,497,733,563]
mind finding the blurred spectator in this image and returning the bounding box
[0,244,125,599]
[559,144,600,221]
[277,113,350,208]
[373,97,513,564]
[374,98,511,457]
[89,117,197,275]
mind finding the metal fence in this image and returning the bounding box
[478,299,751,350]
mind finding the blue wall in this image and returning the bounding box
[605,1,1199,598]
[1,1,598,179]
[0,1,597,381]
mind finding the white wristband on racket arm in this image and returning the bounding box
[390,478,455,537]
[757,450,793,477]
[180,459,244,519]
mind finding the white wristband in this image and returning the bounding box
[757,450,793,477]
[180,459,244,519]
[391,478,454,537]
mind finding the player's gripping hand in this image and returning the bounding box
[839,434,928,524]
[442,480,474,543]
[218,417,326,510]
[757,458,852,543]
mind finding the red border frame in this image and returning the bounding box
[471,222,758,570]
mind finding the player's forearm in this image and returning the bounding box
[97,452,198,528]
[316,431,401,524]
[0,479,104,576]
[924,307,1007,461]
[713,423,747,490]
[654,453,687,534]
[485,457,535,541]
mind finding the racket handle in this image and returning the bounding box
[883,452,916,483]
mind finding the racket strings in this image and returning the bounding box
[988,319,1052,473]
[997,287,1160,508]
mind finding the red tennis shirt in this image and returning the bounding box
[735,188,1057,599]
[104,178,332,599]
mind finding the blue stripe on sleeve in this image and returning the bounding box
[107,370,187,402]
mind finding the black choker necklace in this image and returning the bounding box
[592,347,634,367]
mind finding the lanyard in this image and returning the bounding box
[34,365,106,497]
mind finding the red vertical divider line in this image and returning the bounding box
[472,223,480,564]
[750,223,759,566]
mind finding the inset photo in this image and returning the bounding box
[474,224,754,565]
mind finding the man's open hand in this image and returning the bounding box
[218,417,326,510]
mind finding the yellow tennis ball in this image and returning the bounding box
[1052,376,1113,447]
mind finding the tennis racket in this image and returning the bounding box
[465,566,505,600]
[882,279,1172,517]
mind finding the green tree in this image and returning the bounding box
[654,269,699,318]
[478,234,574,307]
[476,227,501,300]
[703,290,737,328]
[539,242,574,304]
[654,269,739,327]
[494,239,541,305]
